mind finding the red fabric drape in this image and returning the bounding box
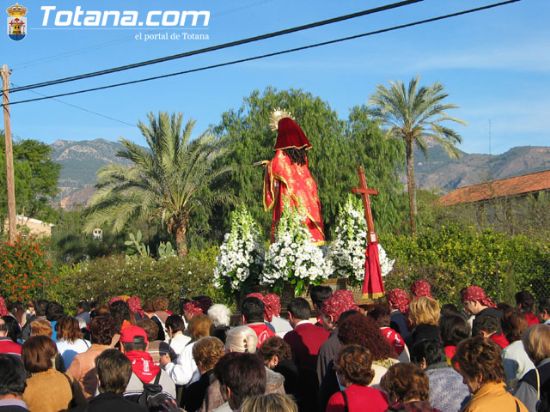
[362,241,385,299]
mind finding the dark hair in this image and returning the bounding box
[2,316,22,343]
[440,304,461,318]
[440,314,470,346]
[472,315,500,336]
[215,353,266,410]
[258,336,292,363]
[136,319,159,342]
[367,304,391,328]
[165,314,186,334]
[335,345,375,386]
[540,298,550,315]
[310,286,332,309]
[241,297,265,324]
[0,355,27,396]
[90,315,115,345]
[338,309,360,325]
[381,363,430,403]
[453,336,505,383]
[284,148,307,166]
[57,316,83,342]
[501,310,528,342]
[77,301,91,312]
[22,336,57,373]
[109,301,132,332]
[122,335,147,352]
[338,313,396,360]
[410,339,446,366]
[45,301,65,322]
[95,349,132,394]
[34,299,49,317]
[287,298,311,321]
[515,291,535,312]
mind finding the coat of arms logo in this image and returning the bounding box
[7,3,27,41]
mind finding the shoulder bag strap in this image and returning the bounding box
[341,389,349,412]
[154,369,162,385]
[535,368,540,401]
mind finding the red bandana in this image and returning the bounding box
[0,297,8,317]
[125,350,160,383]
[322,290,358,323]
[461,286,496,308]
[411,280,432,298]
[387,289,410,314]
[263,294,281,322]
[183,301,203,316]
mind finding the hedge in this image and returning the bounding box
[382,224,550,305]
[45,247,227,311]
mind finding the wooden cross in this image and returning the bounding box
[352,166,379,243]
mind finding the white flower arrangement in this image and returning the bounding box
[261,206,331,296]
[328,195,395,286]
[213,207,264,292]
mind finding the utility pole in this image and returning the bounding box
[1,64,17,242]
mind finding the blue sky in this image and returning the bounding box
[3,0,549,154]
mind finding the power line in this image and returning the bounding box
[10,0,422,93]
[4,0,520,107]
[10,82,135,126]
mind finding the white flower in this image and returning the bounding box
[213,207,264,291]
[328,195,394,285]
[261,208,331,289]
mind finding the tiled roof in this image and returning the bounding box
[438,170,550,206]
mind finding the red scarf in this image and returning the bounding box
[125,350,160,383]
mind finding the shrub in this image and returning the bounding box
[383,224,549,305]
[45,247,227,311]
[0,237,57,302]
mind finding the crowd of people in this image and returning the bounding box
[0,282,549,412]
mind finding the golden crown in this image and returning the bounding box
[269,108,293,131]
[7,3,27,17]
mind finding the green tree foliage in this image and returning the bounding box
[369,77,465,235]
[213,87,405,238]
[84,112,232,256]
[0,133,60,223]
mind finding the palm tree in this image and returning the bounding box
[84,112,231,256]
[369,76,465,235]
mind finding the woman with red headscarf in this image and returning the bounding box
[461,286,508,349]
[261,110,324,244]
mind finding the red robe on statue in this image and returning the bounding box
[262,115,325,244]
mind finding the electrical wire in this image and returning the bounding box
[10,0,422,93]
[10,82,135,126]
[4,0,520,107]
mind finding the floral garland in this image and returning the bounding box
[213,207,264,293]
[328,195,394,286]
[261,206,331,296]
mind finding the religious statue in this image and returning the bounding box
[261,109,325,244]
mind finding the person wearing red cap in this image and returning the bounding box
[119,325,176,401]
[261,110,324,244]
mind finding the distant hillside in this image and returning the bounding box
[414,144,550,192]
[50,139,131,209]
[50,139,550,209]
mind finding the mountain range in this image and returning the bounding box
[50,139,550,209]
